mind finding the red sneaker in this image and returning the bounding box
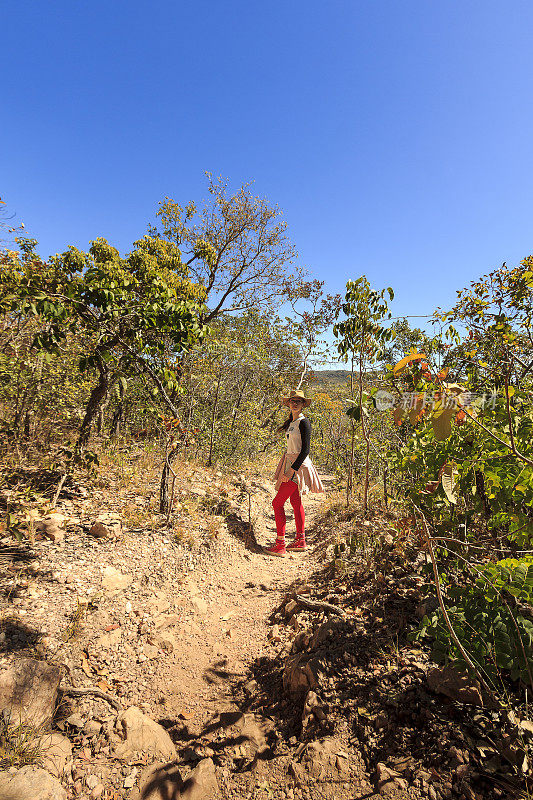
[264,539,286,557]
[286,537,306,551]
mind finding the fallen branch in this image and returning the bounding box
[294,595,345,617]
[61,686,122,712]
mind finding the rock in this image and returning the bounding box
[309,619,344,650]
[90,784,105,799]
[36,513,66,543]
[148,631,177,652]
[190,597,208,615]
[376,762,408,796]
[427,664,491,707]
[83,719,102,736]
[90,515,121,539]
[35,732,72,777]
[124,767,138,788]
[102,566,132,593]
[285,600,299,617]
[131,758,218,800]
[114,706,176,761]
[0,658,61,728]
[269,624,281,643]
[65,712,85,728]
[0,765,67,799]
[182,758,218,800]
[143,643,160,659]
[283,653,319,700]
[89,522,111,539]
[244,680,258,696]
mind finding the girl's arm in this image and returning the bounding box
[290,419,311,472]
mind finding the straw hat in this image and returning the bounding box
[281,390,312,408]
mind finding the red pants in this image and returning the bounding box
[272,481,305,539]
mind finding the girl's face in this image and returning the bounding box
[289,399,304,416]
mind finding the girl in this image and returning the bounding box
[265,390,325,557]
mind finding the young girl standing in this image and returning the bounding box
[265,390,325,557]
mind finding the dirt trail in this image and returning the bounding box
[144,474,381,800]
[149,484,327,733]
[1,468,383,799]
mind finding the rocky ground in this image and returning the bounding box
[0,453,531,799]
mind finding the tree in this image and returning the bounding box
[380,317,434,367]
[152,174,304,322]
[0,196,25,247]
[173,311,303,466]
[436,259,533,391]
[283,279,342,388]
[0,235,206,453]
[333,277,394,509]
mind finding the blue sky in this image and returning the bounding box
[2,1,533,338]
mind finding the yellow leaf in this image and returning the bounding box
[432,408,454,441]
[393,352,426,375]
[408,394,425,424]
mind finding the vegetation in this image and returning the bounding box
[3,181,533,722]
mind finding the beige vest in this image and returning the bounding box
[285,414,309,461]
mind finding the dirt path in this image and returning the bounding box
[141,475,381,800]
[1,468,383,799]
[149,484,327,734]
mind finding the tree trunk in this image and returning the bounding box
[76,356,110,453]
[206,377,221,467]
[347,355,355,507]
[110,402,124,438]
[359,348,370,512]
[23,411,32,438]
[160,445,179,513]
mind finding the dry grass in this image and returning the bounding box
[0,714,46,770]
[60,598,87,642]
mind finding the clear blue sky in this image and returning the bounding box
[2,1,533,326]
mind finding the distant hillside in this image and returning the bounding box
[308,369,352,386]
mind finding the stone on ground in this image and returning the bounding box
[35,731,73,777]
[283,652,320,700]
[427,664,485,706]
[0,658,61,728]
[376,762,409,796]
[36,513,67,543]
[190,596,208,614]
[90,515,122,539]
[114,706,176,761]
[0,765,67,800]
[102,565,132,592]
